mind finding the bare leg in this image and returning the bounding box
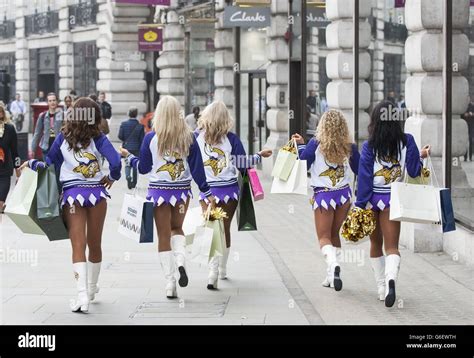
[154,204,172,252]
[314,207,335,249]
[330,202,351,248]
[64,204,88,263]
[86,200,107,263]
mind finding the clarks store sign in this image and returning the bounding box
[223,6,271,28]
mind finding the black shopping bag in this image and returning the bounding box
[440,188,456,233]
[33,166,69,241]
[237,171,257,231]
[140,202,154,243]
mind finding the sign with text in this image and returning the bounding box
[223,6,271,28]
[395,0,405,7]
[138,27,163,52]
[307,8,330,28]
[115,0,170,5]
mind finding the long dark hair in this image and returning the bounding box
[63,97,102,152]
[368,100,406,161]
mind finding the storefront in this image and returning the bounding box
[29,47,59,101]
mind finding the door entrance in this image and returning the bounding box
[237,70,269,156]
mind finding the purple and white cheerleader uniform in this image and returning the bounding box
[194,131,261,204]
[29,133,122,207]
[126,131,211,206]
[297,139,360,210]
[355,133,423,211]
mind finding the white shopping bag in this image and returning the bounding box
[390,182,441,224]
[118,193,149,243]
[271,159,308,196]
[189,225,214,266]
[183,206,205,245]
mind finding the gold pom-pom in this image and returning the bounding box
[282,141,297,154]
[205,207,228,221]
[421,167,430,178]
[341,207,376,243]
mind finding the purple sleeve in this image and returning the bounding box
[128,131,154,175]
[297,138,318,171]
[28,134,65,172]
[405,134,423,178]
[94,134,121,181]
[349,143,360,175]
[188,136,211,197]
[355,141,374,209]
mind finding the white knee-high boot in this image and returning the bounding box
[171,235,188,287]
[218,247,230,280]
[159,251,177,299]
[385,254,401,308]
[207,256,219,290]
[87,261,101,301]
[321,245,342,291]
[70,262,89,313]
[370,257,385,301]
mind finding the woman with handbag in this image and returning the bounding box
[120,96,215,299]
[292,109,359,292]
[355,100,430,307]
[22,97,122,313]
[194,101,272,289]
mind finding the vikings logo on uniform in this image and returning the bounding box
[157,151,185,181]
[72,151,100,178]
[319,160,345,187]
[374,156,402,184]
[203,144,227,176]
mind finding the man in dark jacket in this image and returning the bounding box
[463,96,474,162]
[98,92,112,122]
[119,106,144,189]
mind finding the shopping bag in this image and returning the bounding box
[33,166,68,241]
[271,141,298,181]
[118,193,154,243]
[4,167,45,235]
[208,219,226,259]
[389,181,441,224]
[439,188,456,233]
[190,225,214,266]
[271,159,308,196]
[183,206,205,245]
[237,172,257,231]
[248,168,264,201]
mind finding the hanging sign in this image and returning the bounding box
[138,26,163,52]
[307,7,330,28]
[115,0,170,5]
[223,6,271,28]
[394,0,405,8]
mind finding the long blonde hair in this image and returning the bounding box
[153,96,193,157]
[316,109,352,165]
[0,105,11,124]
[200,101,233,145]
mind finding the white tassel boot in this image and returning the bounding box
[70,262,89,313]
[218,247,230,280]
[159,251,177,299]
[207,256,219,290]
[87,261,101,301]
[321,245,342,291]
[385,254,401,308]
[171,235,188,287]
[370,256,385,301]
[321,247,342,287]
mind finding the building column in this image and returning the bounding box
[402,0,471,252]
[214,0,234,115]
[372,0,385,106]
[307,27,319,93]
[14,0,29,121]
[58,0,73,101]
[325,0,372,143]
[156,0,185,106]
[263,1,289,176]
[96,0,149,138]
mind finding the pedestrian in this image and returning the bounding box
[306,90,317,114]
[30,93,63,160]
[89,93,110,135]
[387,90,397,105]
[120,96,215,299]
[62,95,73,118]
[9,93,27,131]
[185,106,200,131]
[195,101,272,289]
[69,90,77,101]
[97,92,112,123]
[320,95,329,114]
[292,109,360,292]
[355,100,430,307]
[21,97,122,313]
[33,91,46,103]
[462,96,474,162]
[118,106,144,189]
[0,105,21,214]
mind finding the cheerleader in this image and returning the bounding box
[292,109,360,291]
[195,101,272,289]
[22,97,122,313]
[120,96,214,299]
[355,101,430,307]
